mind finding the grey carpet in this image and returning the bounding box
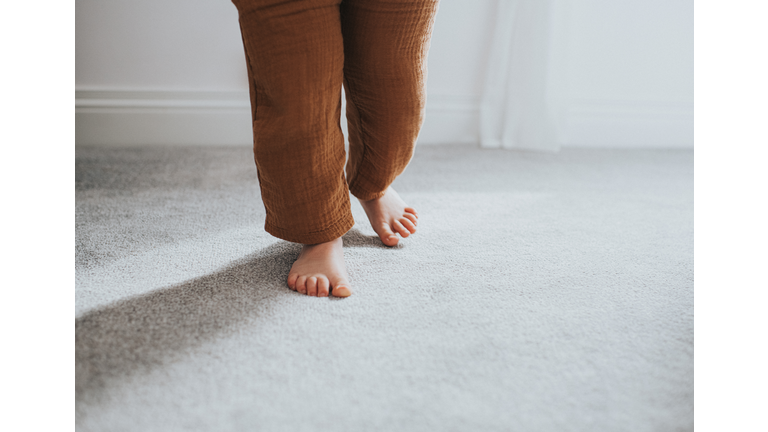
[75,145,694,432]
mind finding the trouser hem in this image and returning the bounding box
[348,181,387,201]
[264,211,355,245]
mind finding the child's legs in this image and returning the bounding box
[234,0,354,244]
[340,0,440,200]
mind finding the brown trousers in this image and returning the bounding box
[232,0,439,244]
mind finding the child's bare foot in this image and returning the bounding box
[359,187,418,247]
[287,237,351,297]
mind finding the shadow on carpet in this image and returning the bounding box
[76,229,389,406]
[76,242,291,405]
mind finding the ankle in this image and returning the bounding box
[303,236,342,250]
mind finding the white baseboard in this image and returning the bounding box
[76,90,253,146]
[563,100,693,148]
[419,95,481,145]
[75,90,479,147]
[75,90,692,148]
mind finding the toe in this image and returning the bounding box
[306,276,318,297]
[287,273,298,290]
[331,279,352,298]
[378,224,400,246]
[296,276,308,295]
[400,217,417,234]
[317,277,330,297]
[393,220,410,238]
[403,212,418,226]
[405,207,418,218]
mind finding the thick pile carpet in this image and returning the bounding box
[76,145,693,432]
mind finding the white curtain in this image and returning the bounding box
[480,0,559,151]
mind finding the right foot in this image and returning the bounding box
[286,237,352,297]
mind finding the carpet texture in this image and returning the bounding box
[75,145,694,432]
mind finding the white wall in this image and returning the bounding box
[76,0,692,148]
[76,0,246,90]
[560,0,693,147]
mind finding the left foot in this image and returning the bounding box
[358,187,418,247]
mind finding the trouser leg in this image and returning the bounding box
[341,0,440,200]
[233,0,354,244]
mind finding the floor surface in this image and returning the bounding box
[76,145,694,432]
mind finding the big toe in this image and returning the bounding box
[331,280,352,298]
[378,225,399,246]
